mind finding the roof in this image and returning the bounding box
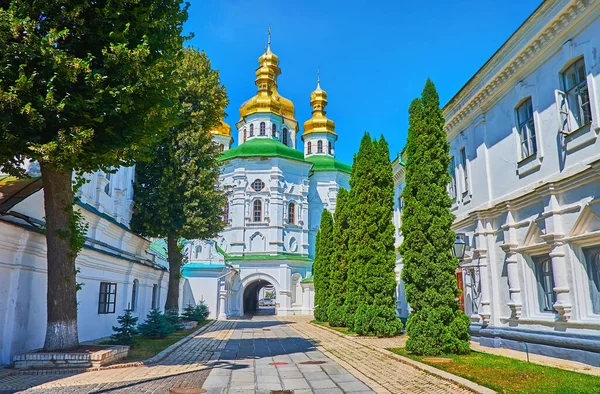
[305,155,351,174]
[227,253,312,262]
[302,274,314,283]
[149,239,168,260]
[218,138,306,163]
[0,175,43,214]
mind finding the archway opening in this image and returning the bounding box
[243,279,276,316]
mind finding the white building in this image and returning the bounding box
[0,164,169,366]
[442,0,600,366]
[181,42,350,319]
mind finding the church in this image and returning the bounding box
[180,38,351,318]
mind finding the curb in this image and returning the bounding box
[309,321,495,394]
[3,320,217,376]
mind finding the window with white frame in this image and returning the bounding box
[272,124,277,137]
[104,172,112,196]
[584,247,600,314]
[288,202,295,224]
[223,202,229,223]
[557,57,592,133]
[533,255,556,313]
[307,142,312,154]
[249,124,254,136]
[251,179,265,192]
[460,148,468,194]
[516,98,537,159]
[448,156,457,200]
[317,140,323,153]
[253,200,262,222]
[260,122,266,136]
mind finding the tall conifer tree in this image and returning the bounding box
[400,80,470,355]
[327,188,350,327]
[313,209,334,322]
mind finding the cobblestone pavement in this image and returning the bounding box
[285,316,475,394]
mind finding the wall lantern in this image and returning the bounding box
[453,233,467,261]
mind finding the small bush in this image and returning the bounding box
[181,301,210,322]
[354,304,402,337]
[405,306,470,355]
[165,308,184,331]
[138,309,175,339]
[327,303,346,328]
[110,308,139,345]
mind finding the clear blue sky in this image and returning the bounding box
[185,0,542,165]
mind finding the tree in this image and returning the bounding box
[130,48,228,312]
[400,80,470,355]
[313,209,334,322]
[0,1,187,350]
[346,134,402,337]
[111,309,139,345]
[327,188,350,327]
[138,309,174,339]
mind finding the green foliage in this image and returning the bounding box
[344,134,401,337]
[138,309,175,339]
[327,188,351,327]
[111,309,139,345]
[313,209,334,322]
[181,301,210,322]
[400,80,470,355]
[164,308,184,331]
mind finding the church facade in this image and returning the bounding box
[181,41,351,318]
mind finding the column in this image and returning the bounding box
[474,219,491,325]
[544,235,572,321]
[217,279,227,320]
[500,243,522,318]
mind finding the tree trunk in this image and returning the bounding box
[40,163,79,351]
[165,233,182,311]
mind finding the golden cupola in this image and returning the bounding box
[302,75,336,136]
[209,119,232,138]
[239,32,296,125]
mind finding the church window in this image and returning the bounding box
[282,128,288,145]
[131,279,139,311]
[244,129,247,142]
[251,179,265,192]
[289,202,295,224]
[308,142,312,154]
[104,172,112,196]
[516,98,536,159]
[460,147,469,194]
[272,124,277,137]
[223,203,229,223]
[98,282,117,314]
[253,200,262,222]
[260,122,266,135]
[533,255,556,313]
[195,245,202,259]
[584,247,600,314]
[250,124,254,136]
[317,140,323,153]
[219,144,225,152]
[328,141,332,154]
[557,57,591,133]
[151,284,159,309]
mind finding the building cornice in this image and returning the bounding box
[444,0,599,137]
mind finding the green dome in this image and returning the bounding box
[305,155,351,174]
[218,138,306,163]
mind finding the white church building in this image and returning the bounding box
[180,41,351,318]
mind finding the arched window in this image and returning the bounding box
[195,245,202,259]
[219,144,225,152]
[244,129,247,142]
[253,200,262,222]
[307,142,312,154]
[223,203,229,223]
[251,179,265,192]
[249,124,254,136]
[328,141,332,154]
[260,122,266,135]
[272,124,277,137]
[282,128,288,145]
[317,140,323,153]
[131,279,139,311]
[288,202,295,224]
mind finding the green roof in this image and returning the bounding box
[149,239,168,259]
[305,155,351,174]
[302,274,314,283]
[218,138,307,163]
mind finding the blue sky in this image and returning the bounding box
[185,0,542,164]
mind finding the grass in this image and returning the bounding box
[388,347,600,394]
[311,320,358,336]
[102,319,211,362]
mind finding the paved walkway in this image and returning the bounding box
[0,315,478,394]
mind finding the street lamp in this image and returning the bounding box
[453,233,467,261]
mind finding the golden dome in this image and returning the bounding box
[302,75,336,137]
[209,119,232,137]
[239,33,296,125]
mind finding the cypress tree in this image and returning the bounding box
[327,188,350,327]
[400,80,470,355]
[345,134,402,336]
[313,209,334,322]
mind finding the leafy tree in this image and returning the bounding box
[313,209,334,322]
[400,80,470,355]
[346,134,402,337]
[111,309,139,345]
[130,48,228,311]
[0,1,187,350]
[138,309,174,339]
[327,188,350,327]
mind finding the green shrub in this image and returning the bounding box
[110,309,139,345]
[405,306,470,355]
[327,303,346,328]
[313,210,334,323]
[182,301,210,322]
[354,304,402,337]
[138,309,175,339]
[165,308,184,331]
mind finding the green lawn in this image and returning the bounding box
[311,320,358,336]
[388,347,600,394]
[103,320,210,362]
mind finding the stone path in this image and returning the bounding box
[0,315,479,394]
